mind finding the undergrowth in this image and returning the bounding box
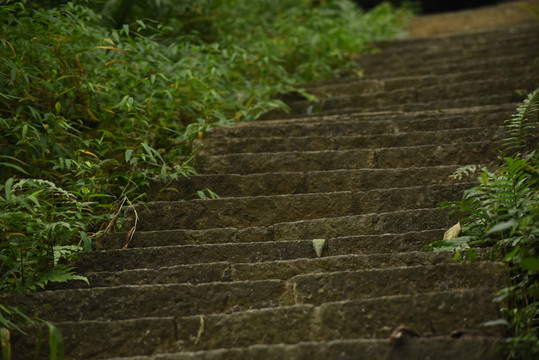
[0,0,413,357]
[425,88,539,359]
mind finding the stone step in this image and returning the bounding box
[102,336,504,360]
[167,289,505,351]
[56,251,461,288]
[354,29,539,73]
[302,65,536,99]
[298,54,536,97]
[282,77,536,116]
[363,25,539,62]
[373,24,538,52]
[195,127,498,156]
[356,44,538,75]
[192,142,495,175]
[128,184,469,231]
[148,165,475,201]
[102,223,443,250]
[11,289,504,358]
[207,104,513,138]
[3,263,507,322]
[84,208,454,271]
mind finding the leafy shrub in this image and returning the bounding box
[0,0,412,294]
[425,89,539,359]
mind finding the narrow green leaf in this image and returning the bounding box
[47,322,64,360]
[4,177,13,202]
[21,124,28,140]
[0,162,28,175]
[197,190,207,200]
[1,327,11,360]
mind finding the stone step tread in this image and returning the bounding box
[373,24,539,50]
[282,79,537,116]
[3,262,507,322]
[263,94,526,120]
[360,41,539,64]
[128,183,470,231]
[301,66,537,99]
[234,102,515,126]
[164,289,505,351]
[303,54,537,90]
[11,290,504,358]
[88,215,453,271]
[54,250,466,288]
[196,127,498,155]
[345,53,539,84]
[101,221,444,250]
[362,35,539,63]
[355,47,538,73]
[148,165,477,201]
[192,142,496,175]
[103,335,504,360]
[207,104,513,137]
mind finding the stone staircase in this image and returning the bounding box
[5,22,539,360]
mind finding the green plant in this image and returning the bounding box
[0,304,64,360]
[424,89,539,359]
[1,0,413,355]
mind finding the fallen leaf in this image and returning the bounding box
[312,238,326,257]
[443,222,461,240]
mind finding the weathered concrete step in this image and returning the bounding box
[283,78,536,116]
[302,53,537,92]
[103,336,504,360]
[11,289,504,359]
[148,165,475,201]
[102,220,443,249]
[12,317,178,360]
[196,127,497,155]
[356,43,538,74]
[364,26,539,62]
[55,250,461,288]
[192,142,495,175]
[171,289,504,351]
[4,263,507,322]
[86,208,454,271]
[129,184,470,232]
[296,94,527,119]
[373,24,538,53]
[302,66,536,99]
[208,104,512,138]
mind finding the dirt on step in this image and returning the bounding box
[406,0,539,38]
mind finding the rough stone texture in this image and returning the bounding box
[128,184,469,231]
[7,7,539,359]
[173,289,504,351]
[191,142,496,174]
[106,336,503,360]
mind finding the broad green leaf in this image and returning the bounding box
[520,257,539,273]
[487,219,518,234]
[124,149,134,163]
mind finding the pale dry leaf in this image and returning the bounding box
[312,238,326,257]
[443,222,462,240]
[194,315,205,346]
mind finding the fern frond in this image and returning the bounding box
[501,88,539,155]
